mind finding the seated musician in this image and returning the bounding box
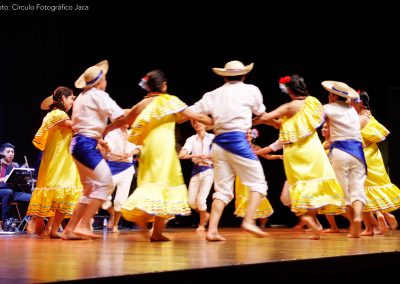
[0,143,32,231]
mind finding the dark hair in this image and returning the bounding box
[146,70,166,93]
[287,74,311,97]
[0,143,15,152]
[49,86,74,112]
[358,89,370,110]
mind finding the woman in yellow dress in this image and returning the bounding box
[234,128,280,229]
[104,70,213,241]
[352,90,399,236]
[27,86,82,238]
[254,75,346,239]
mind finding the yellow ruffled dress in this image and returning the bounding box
[27,109,82,217]
[234,175,274,218]
[280,96,345,215]
[361,116,400,212]
[121,94,191,222]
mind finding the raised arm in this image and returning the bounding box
[181,108,213,127]
[103,99,149,137]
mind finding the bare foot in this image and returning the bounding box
[74,227,102,239]
[293,219,306,230]
[135,216,150,237]
[112,226,119,233]
[385,214,398,231]
[360,229,374,236]
[150,234,170,242]
[206,232,226,241]
[302,216,322,240]
[39,229,51,238]
[348,218,362,238]
[377,214,389,235]
[323,228,340,233]
[61,231,89,240]
[241,220,269,238]
[50,232,62,239]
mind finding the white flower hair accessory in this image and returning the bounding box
[138,76,150,91]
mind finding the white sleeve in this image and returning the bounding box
[269,139,283,152]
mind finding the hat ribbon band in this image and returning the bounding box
[86,70,103,86]
[332,86,348,96]
[226,68,245,71]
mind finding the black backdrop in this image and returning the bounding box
[1,0,399,226]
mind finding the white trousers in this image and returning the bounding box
[188,168,214,211]
[331,148,366,206]
[73,158,114,204]
[212,144,268,204]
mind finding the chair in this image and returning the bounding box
[0,202,22,221]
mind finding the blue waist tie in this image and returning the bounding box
[107,161,133,176]
[331,140,367,173]
[191,165,213,177]
[70,135,103,170]
[213,131,258,160]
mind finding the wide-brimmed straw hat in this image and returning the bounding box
[40,95,53,110]
[75,60,109,89]
[212,60,254,76]
[321,81,359,99]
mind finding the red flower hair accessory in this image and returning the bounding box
[279,76,291,84]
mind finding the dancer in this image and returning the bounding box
[104,69,213,242]
[352,90,400,235]
[189,60,272,241]
[321,80,367,238]
[27,86,82,238]
[255,75,346,240]
[178,119,214,231]
[98,124,141,233]
[234,128,278,229]
[61,60,125,240]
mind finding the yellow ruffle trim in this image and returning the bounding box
[234,195,273,218]
[364,183,400,212]
[289,178,346,215]
[26,186,82,217]
[128,94,187,145]
[121,183,191,222]
[279,96,324,144]
[361,116,390,147]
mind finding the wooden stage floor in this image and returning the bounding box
[1,226,399,284]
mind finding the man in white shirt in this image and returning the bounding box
[179,120,214,231]
[61,60,125,240]
[190,60,270,241]
[322,81,367,238]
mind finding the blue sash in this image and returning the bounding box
[331,140,367,173]
[213,131,258,160]
[70,135,103,170]
[107,161,133,176]
[191,165,213,177]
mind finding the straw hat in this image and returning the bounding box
[40,95,53,110]
[321,81,359,99]
[212,60,254,76]
[75,60,109,89]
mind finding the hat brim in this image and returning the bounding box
[40,95,53,110]
[321,81,359,99]
[212,63,254,76]
[75,60,109,89]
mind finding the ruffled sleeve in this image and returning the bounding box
[33,109,69,151]
[128,94,187,145]
[279,96,324,144]
[361,116,390,147]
